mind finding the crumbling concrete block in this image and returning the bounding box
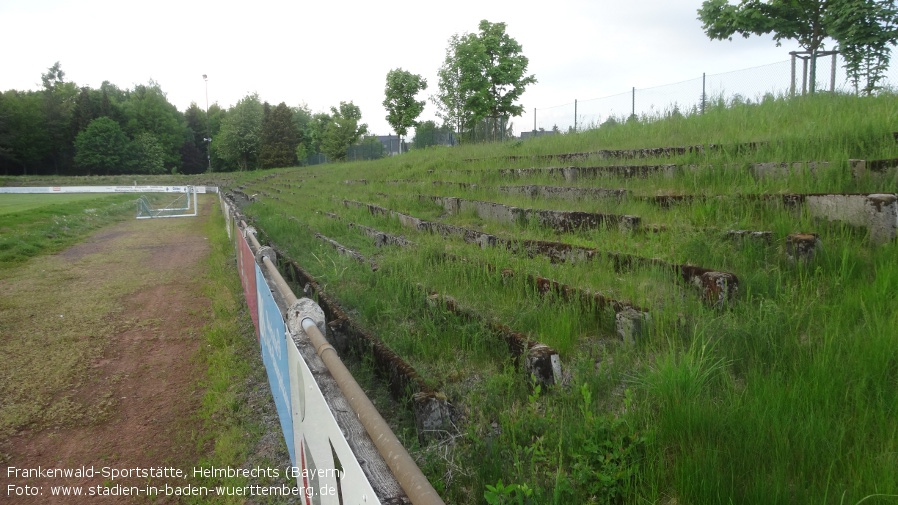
[525,344,562,386]
[725,230,774,245]
[786,233,822,264]
[562,167,580,182]
[619,215,642,232]
[695,271,739,308]
[866,194,898,245]
[615,308,652,345]
[412,392,453,440]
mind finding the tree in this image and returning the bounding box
[432,34,472,139]
[697,0,898,93]
[464,21,536,124]
[74,117,130,175]
[130,132,166,174]
[260,102,300,168]
[212,93,264,171]
[320,101,368,162]
[0,90,51,175]
[830,0,898,94]
[291,103,314,162]
[383,68,427,152]
[121,81,187,171]
[41,62,79,174]
[182,102,209,174]
[412,120,453,149]
[307,112,332,158]
[435,21,536,142]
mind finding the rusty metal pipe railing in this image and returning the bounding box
[247,228,444,505]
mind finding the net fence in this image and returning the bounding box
[533,54,898,133]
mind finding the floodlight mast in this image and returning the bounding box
[203,74,212,173]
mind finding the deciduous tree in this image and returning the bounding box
[320,101,367,162]
[74,117,130,175]
[130,132,166,174]
[383,68,427,152]
[830,0,898,94]
[432,34,471,139]
[212,93,264,171]
[435,21,536,142]
[697,0,898,93]
[121,81,187,169]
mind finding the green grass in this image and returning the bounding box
[186,200,294,504]
[228,92,898,504]
[0,193,136,269]
[7,91,896,504]
[0,193,121,215]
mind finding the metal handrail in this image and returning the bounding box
[244,224,444,505]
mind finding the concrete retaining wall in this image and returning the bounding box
[805,194,897,244]
[425,195,640,233]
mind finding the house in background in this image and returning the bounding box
[520,128,558,140]
[376,135,408,156]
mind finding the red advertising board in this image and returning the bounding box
[236,230,260,341]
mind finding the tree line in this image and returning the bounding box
[0,63,376,176]
[5,7,892,176]
[0,19,538,176]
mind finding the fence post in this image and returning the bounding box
[802,57,808,95]
[701,73,706,114]
[533,107,536,133]
[631,87,635,119]
[809,49,817,94]
[574,99,578,132]
[790,53,796,97]
[830,52,837,92]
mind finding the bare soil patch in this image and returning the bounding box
[1,199,214,504]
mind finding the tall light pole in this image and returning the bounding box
[202,74,212,172]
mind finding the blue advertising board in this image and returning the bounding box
[255,263,295,466]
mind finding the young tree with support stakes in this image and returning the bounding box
[698,0,898,94]
[383,69,427,154]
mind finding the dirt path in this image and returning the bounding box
[1,197,215,504]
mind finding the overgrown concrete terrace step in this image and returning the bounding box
[432,253,652,344]
[495,164,678,180]
[416,186,897,245]
[224,198,452,437]
[426,157,897,183]
[794,193,897,245]
[292,222,564,386]
[423,290,562,386]
[270,244,453,438]
[419,195,641,233]
[417,193,775,239]
[319,212,415,248]
[313,231,380,271]
[318,210,649,341]
[342,199,738,308]
[463,141,767,163]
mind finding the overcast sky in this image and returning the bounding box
[1,0,808,136]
